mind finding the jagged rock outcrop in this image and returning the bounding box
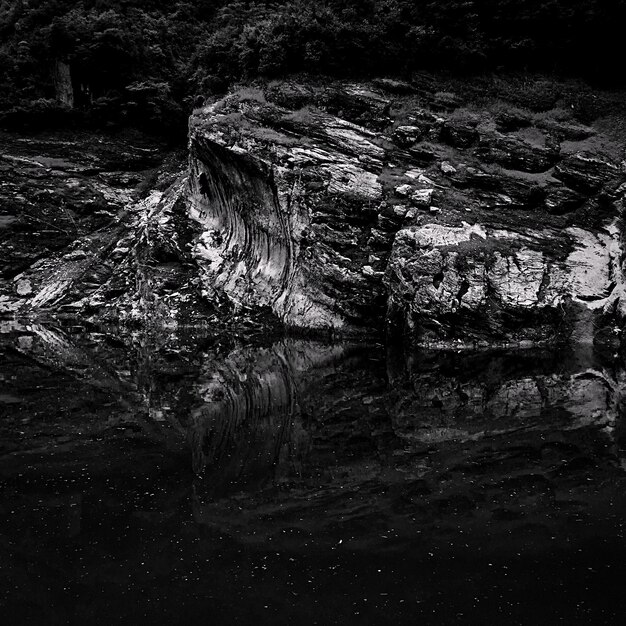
[3,78,626,347]
[0,133,238,329]
[0,132,186,321]
[385,220,624,346]
[187,79,626,345]
[188,86,389,334]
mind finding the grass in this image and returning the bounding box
[232,86,267,104]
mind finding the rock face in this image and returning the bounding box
[0,132,236,329]
[188,87,388,334]
[385,220,623,346]
[3,78,626,347]
[187,80,626,345]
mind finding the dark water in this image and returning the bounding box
[2,323,626,625]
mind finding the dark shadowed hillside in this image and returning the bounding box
[1,0,626,138]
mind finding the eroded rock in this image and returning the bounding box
[474,133,560,173]
[554,152,620,193]
[3,80,625,348]
[185,80,626,344]
[385,220,624,346]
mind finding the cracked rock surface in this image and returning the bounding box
[188,79,626,345]
[3,78,626,347]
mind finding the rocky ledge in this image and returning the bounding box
[4,78,626,348]
[187,78,626,346]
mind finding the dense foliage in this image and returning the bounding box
[1,0,625,138]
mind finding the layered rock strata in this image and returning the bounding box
[187,80,626,345]
[4,79,626,347]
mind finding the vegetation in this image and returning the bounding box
[1,0,625,139]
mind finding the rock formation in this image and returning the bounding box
[187,80,626,346]
[3,78,626,347]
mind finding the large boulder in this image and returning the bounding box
[384,221,623,346]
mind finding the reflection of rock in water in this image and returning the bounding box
[188,340,352,500]
[4,330,626,626]
[191,342,626,548]
[5,323,129,396]
[4,321,626,554]
[0,322,202,448]
[389,346,626,443]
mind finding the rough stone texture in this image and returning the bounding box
[385,220,623,346]
[473,133,560,173]
[187,80,626,345]
[188,88,388,334]
[0,132,232,329]
[3,80,626,347]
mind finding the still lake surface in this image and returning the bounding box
[2,322,626,624]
